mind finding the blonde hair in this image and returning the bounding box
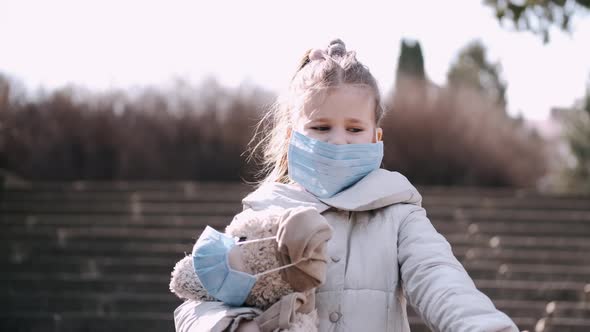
[248,39,385,185]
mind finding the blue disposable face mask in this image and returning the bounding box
[288,131,383,198]
[192,226,306,307]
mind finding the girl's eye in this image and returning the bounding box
[348,128,363,133]
[311,126,330,131]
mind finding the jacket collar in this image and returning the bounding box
[242,169,422,213]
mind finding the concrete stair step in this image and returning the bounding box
[6,181,248,192]
[448,234,590,251]
[1,223,215,235]
[462,221,590,237]
[428,207,590,224]
[423,196,590,211]
[474,279,587,302]
[464,262,590,282]
[407,300,547,317]
[537,317,590,332]
[1,201,242,216]
[0,312,173,332]
[1,291,180,315]
[0,273,169,293]
[0,214,232,228]
[416,186,589,199]
[2,242,196,263]
[456,247,590,265]
[544,301,590,319]
[2,188,250,202]
[0,227,205,243]
[1,256,182,275]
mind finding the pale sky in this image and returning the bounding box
[1,0,589,120]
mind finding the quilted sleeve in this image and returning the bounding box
[397,204,519,332]
[174,300,262,332]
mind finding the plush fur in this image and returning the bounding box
[169,253,215,302]
[169,209,318,332]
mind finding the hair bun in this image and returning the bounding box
[327,39,346,57]
[308,48,326,61]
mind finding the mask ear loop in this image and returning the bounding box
[254,256,310,277]
[234,236,313,278]
[235,236,276,245]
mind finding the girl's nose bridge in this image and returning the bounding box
[328,128,348,145]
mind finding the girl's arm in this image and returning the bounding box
[234,319,261,332]
[396,204,519,332]
[174,300,261,332]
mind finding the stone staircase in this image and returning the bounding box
[1,182,589,332]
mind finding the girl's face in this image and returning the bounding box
[294,85,383,145]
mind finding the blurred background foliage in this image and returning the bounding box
[0,39,551,188]
[387,39,546,188]
[480,0,590,192]
[484,0,590,43]
[447,41,508,110]
[557,83,590,192]
[0,75,271,181]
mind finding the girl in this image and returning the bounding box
[174,39,519,332]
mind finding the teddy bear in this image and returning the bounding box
[169,206,333,332]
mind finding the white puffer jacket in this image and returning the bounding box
[174,169,518,332]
